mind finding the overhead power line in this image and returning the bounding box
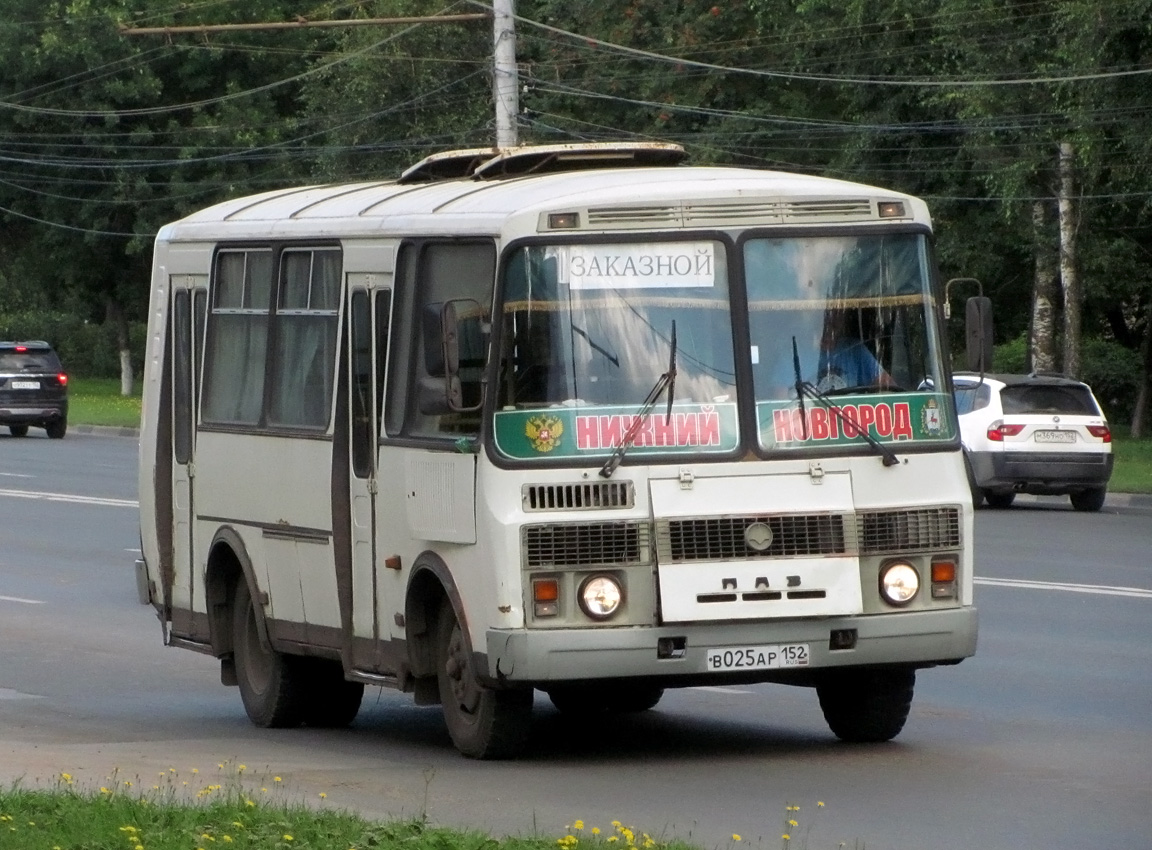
[118,13,489,37]
[505,5,1152,88]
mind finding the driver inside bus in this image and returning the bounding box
[759,308,893,397]
[815,310,894,392]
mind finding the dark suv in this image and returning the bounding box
[0,341,69,438]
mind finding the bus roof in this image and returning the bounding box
[156,147,930,243]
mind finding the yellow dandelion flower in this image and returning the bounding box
[319,792,328,799]
[60,773,72,783]
[261,788,268,793]
[817,802,825,807]
[788,820,797,827]
[237,765,246,772]
[100,787,110,794]
[245,800,255,808]
[732,836,741,842]
[135,845,144,850]
[574,820,584,831]
[274,777,281,782]
[611,821,622,828]
[192,769,199,774]
[283,835,293,842]
[591,828,601,836]
[782,835,790,842]
[223,837,233,844]
[607,838,618,844]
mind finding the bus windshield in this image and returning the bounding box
[494,240,739,461]
[745,232,951,452]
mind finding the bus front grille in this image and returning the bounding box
[523,521,651,568]
[656,513,849,563]
[522,481,634,511]
[856,507,961,554]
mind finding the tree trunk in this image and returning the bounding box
[1058,142,1081,378]
[1132,296,1152,438]
[106,298,134,396]
[1030,200,1059,373]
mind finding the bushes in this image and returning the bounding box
[992,333,1141,423]
[0,310,146,379]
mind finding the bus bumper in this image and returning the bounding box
[483,606,977,685]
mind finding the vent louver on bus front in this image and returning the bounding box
[857,507,961,554]
[523,521,651,568]
[523,481,635,512]
[585,198,876,229]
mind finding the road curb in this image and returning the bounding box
[71,424,140,438]
[1015,491,1152,509]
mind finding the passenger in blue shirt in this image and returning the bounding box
[815,314,894,393]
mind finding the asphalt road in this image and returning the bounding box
[1,430,1150,850]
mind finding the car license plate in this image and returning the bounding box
[706,643,809,672]
[1034,429,1075,444]
[10,380,39,389]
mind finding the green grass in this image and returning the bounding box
[0,766,744,850]
[68,377,143,428]
[1111,432,1152,494]
[65,377,1152,494]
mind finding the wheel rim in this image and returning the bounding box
[444,622,482,719]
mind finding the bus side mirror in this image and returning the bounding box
[965,296,994,373]
[419,299,486,414]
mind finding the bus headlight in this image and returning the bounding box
[578,574,623,620]
[879,561,920,606]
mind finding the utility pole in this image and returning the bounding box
[492,0,519,148]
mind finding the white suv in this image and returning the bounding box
[954,372,1113,511]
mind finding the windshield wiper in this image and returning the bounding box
[790,335,901,468]
[599,321,677,479]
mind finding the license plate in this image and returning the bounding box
[10,380,39,389]
[706,643,810,672]
[1034,429,1075,444]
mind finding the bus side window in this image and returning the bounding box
[388,241,495,440]
[268,248,341,430]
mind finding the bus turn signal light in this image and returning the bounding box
[533,578,559,617]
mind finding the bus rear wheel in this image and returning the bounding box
[816,668,915,743]
[232,580,305,728]
[435,605,532,759]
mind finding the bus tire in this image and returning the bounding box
[300,659,364,728]
[435,604,532,759]
[547,684,664,715]
[816,668,915,743]
[232,580,305,728]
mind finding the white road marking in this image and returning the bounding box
[0,488,137,508]
[975,576,1152,599]
[0,472,33,478]
[0,595,45,605]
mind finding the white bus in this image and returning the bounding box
[136,142,978,759]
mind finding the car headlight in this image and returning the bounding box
[578,574,623,620]
[879,561,920,606]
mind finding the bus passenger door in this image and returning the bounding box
[347,283,391,669]
[170,277,207,640]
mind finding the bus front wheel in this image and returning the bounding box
[435,605,532,759]
[816,668,915,743]
[232,580,305,728]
